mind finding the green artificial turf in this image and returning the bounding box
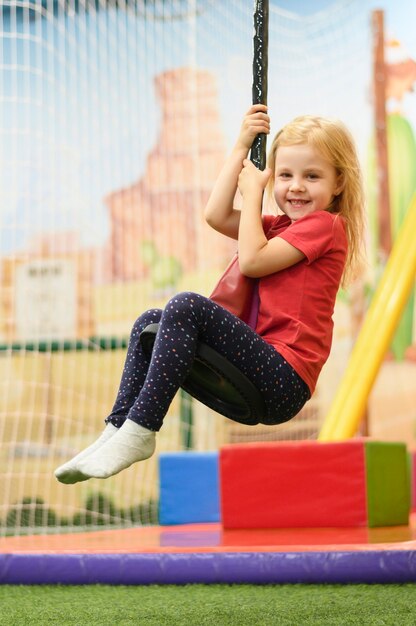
[0,584,415,625]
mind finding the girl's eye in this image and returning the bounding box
[307,173,319,180]
[279,172,291,179]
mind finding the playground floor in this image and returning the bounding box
[1,514,415,554]
[1,514,415,584]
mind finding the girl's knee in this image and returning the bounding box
[163,291,213,329]
[165,292,201,316]
[132,309,162,334]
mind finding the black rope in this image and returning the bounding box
[250,0,269,171]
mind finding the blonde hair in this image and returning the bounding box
[267,115,365,285]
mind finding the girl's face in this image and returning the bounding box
[273,144,342,222]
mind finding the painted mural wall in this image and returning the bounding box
[0,0,415,467]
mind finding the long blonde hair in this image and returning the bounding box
[267,115,365,285]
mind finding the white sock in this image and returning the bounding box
[54,423,118,484]
[77,419,156,479]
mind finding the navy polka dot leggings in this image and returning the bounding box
[105,291,310,431]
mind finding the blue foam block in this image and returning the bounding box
[159,452,220,525]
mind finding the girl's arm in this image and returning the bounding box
[204,104,269,240]
[238,160,305,277]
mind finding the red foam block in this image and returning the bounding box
[220,441,367,528]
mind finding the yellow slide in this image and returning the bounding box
[319,192,416,441]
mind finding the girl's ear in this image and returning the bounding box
[334,173,345,196]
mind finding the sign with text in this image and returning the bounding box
[15,259,77,341]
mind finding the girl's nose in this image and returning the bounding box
[289,178,305,191]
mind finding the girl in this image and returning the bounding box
[55,104,365,483]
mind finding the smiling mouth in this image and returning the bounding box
[289,199,310,206]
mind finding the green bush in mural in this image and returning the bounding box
[367,113,416,359]
[5,497,57,528]
[141,241,182,292]
[2,494,159,530]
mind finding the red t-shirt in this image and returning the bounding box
[257,210,347,394]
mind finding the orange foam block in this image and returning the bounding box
[220,440,410,528]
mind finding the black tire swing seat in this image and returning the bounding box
[139,323,266,426]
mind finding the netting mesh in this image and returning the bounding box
[0,0,377,535]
